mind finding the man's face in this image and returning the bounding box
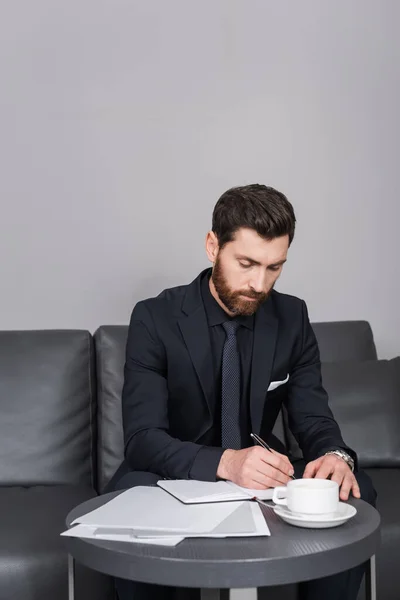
[209,228,289,316]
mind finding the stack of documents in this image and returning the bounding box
[61,482,271,547]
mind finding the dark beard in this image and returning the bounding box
[211,257,271,316]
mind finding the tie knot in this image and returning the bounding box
[222,320,240,337]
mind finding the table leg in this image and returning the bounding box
[229,590,257,600]
[365,555,376,600]
[200,590,257,600]
[68,554,75,600]
[201,591,220,600]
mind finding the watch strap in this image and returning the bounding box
[324,449,355,472]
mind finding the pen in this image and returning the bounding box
[250,432,296,479]
[251,496,274,509]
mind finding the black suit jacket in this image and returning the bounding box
[121,269,355,482]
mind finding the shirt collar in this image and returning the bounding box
[201,271,254,330]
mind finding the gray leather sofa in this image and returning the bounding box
[0,321,398,600]
[0,331,113,600]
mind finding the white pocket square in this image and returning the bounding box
[267,374,289,392]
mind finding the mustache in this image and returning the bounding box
[235,290,267,299]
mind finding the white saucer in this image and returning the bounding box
[273,502,357,529]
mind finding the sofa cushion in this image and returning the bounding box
[284,358,400,468]
[94,326,128,492]
[365,468,400,600]
[0,485,112,600]
[312,320,377,362]
[0,330,96,486]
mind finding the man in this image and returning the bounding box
[107,184,376,600]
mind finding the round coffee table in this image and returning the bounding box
[64,491,380,600]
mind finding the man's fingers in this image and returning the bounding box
[239,467,271,490]
[330,470,346,490]
[270,447,293,465]
[243,467,289,490]
[245,478,270,490]
[314,458,337,480]
[255,461,292,486]
[270,448,295,473]
[351,478,361,499]
[259,449,294,477]
[254,468,290,488]
[302,464,315,478]
[303,458,321,479]
[339,473,354,501]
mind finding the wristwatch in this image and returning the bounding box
[324,449,355,472]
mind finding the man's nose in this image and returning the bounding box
[249,270,267,294]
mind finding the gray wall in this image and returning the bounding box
[1,0,399,358]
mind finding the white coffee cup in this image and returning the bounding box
[272,479,339,515]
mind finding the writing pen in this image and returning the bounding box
[250,432,296,479]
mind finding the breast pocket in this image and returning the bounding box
[267,373,289,392]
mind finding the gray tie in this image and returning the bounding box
[221,321,242,449]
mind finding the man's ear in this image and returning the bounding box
[205,231,219,264]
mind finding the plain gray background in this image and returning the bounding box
[1,0,399,358]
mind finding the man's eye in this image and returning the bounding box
[269,266,281,272]
[239,262,252,269]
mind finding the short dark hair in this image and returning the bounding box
[212,184,296,249]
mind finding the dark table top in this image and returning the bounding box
[64,491,380,589]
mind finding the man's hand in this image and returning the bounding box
[217,446,295,489]
[303,454,360,501]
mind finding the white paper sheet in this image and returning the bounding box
[71,486,244,533]
[62,524,184,546]
[65,490,270,540]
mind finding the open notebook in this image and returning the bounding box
[157,479,274,504]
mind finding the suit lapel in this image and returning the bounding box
[250,299,278,435]
[178,270,214,423]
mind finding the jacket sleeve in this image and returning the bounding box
[122,302,224,480]
[284,300,357,467]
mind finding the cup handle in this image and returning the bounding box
[272,486,288,506]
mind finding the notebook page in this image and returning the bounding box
[226,481,274,500]
[157,479,248,503]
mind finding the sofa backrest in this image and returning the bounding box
[95,320,380,490]
[273,320,378,447]
[282,319,383,462]
[321,357,400,468]
[312,320,377,362]
[0,330,96,486]
[94,326,128,492]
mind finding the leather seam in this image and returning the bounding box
[87,331,94,489]
[97,331,104,492]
